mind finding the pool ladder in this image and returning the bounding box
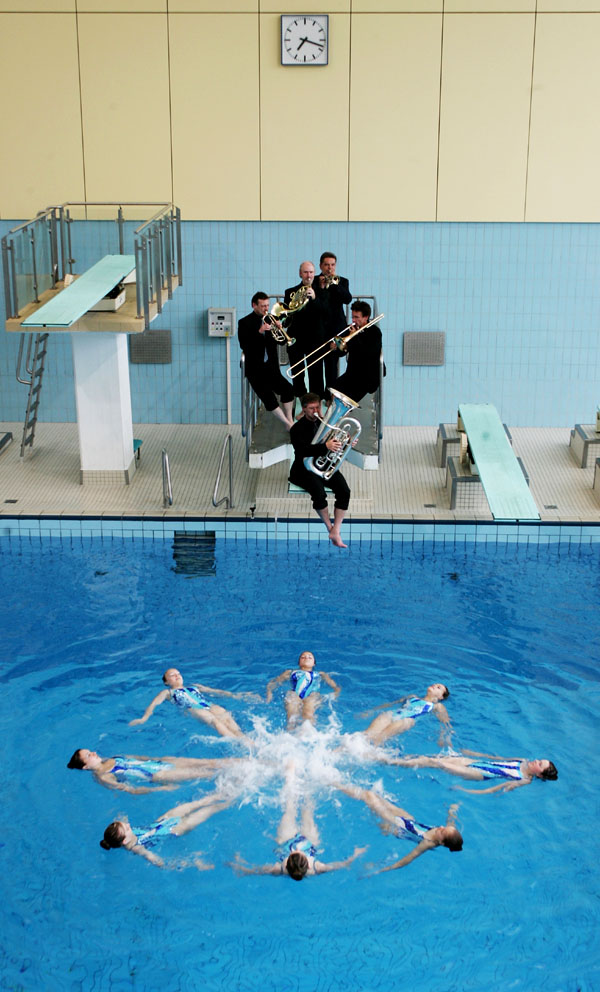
[16,331,49,457]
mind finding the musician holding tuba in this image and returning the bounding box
[238,292,295,431]
[289,392,351,548]
[313,252,353,396]
[283,261,325,399]
[331,300,385,403]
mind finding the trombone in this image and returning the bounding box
[286,313,384,381]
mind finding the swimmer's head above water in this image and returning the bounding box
[100,820,129,850]
[297,652,316,672]
[67,748,101,770]
[437,825,463,852]
[427,683,449,701]
[526,759,558,781]
[285,851,310,880]
[162,668,184,688]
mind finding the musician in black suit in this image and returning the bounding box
[289,392,350,548]
[284,261,325,399]
[238,292,294,430]
[332,300,383,403]
[313,252,352,395]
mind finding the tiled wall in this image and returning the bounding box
[1,219,599,428]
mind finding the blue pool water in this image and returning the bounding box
[1,535,599,992]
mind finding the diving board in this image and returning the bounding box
[458,403,540,521]
[22,255,135,328]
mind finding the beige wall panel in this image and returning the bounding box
[0,14,84,218]
[349,15,441,221]
[260,14,350,220]
[445,0,534,10]
[353,1,442,10]
[539,0,600,9]
[78,1,165,10]
[527,14,600,220]
[170,1,256,10]
[169,15,260,219]
[261,0,349,12]
[78,14,171,203]
[437,14,533,221]
[0,1,74,9]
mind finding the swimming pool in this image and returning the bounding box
[1,532,598,991]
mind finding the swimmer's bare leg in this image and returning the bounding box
[300,796,320,847]
[337,783,412,823]
[276,762,299,843]
[154,757,240,783]
[300,694,321,726]
[285,692,301,730]
[172,795,234,835]
[363,713,414,746]
[190,705,246,740]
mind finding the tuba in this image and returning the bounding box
[304,388,362,480]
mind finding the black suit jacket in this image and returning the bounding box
[283,282,323,346]
[343,322,383,394]
[238,310,279,378]
[313,275,352,337]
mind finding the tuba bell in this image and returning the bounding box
[304,388,362,480]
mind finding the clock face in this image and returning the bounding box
[281,15,329,66]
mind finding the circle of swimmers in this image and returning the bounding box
[68,651,557,880]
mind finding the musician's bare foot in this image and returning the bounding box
[329,529,347,548]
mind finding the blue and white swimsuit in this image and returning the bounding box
[110,757,173,784]
[290,670,321,699]
[278,833,317,870]
[394,698,434,721]
[169,686,210,711]
[467,758,524,781]
[392,816,433,844]
[132,816,180,850]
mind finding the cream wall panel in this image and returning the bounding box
[170,15,260,219]
[261,0,349,11]
[0,14,84,218]
[260,13,350,220]
[78,1,165,10]
[445,0,534,10]
[0,1,74,9]
[349,15,441,220]
[437,14,533,221]
[170,1,257,10]
[527,14,600,220]
[354,1,442,9]
[78,14,171,203]
[539,0,600,9]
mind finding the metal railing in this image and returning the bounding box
[162,449,173,507]
[2,201,183,331]
[240,354,260,461]
[212,434,234,509]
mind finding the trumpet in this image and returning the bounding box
[286,313,385,380]
[322,274,340,289]
[304,388,361,480]
[264,312,295,347]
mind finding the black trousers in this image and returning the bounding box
[289,465,350,512]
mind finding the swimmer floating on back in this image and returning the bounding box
[265,651,341,730]
[67,749,239,793]
[338,783,462,872]
[231,762,366,880]
[384,750,558,794]
[129,667,248,740]
[360,683,452,746]
[100,791,233,869]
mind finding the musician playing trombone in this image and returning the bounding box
[289,392,351,548]
[283,261,326,400]
[332,300,384,403]
[313,252,352,396]
[238,292,295,431]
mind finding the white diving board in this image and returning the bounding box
[458,403,540,521]
[22,254,135,328]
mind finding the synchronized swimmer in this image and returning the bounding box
[265,650,341,729]
[384,751,558,794]
[67,749,238,793]
[129,667,249,740]
[360,683,452,746]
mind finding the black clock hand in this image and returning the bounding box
[296,36,308,51]
[304,39,324,49]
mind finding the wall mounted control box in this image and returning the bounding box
[208,307,236,337]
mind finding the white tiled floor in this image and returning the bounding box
[0,421,598,521]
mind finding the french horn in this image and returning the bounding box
[304,388,362,480]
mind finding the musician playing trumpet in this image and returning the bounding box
[332,300,384,403]
[313,252,352,396]
[238,292,295,431]
[289,392,351,548]
[284,261,325,400]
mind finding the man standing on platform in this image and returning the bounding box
[238,292,294,431]
[284,261,325,399]
[332,300,383,403]
[313,252,352,396]
[289,392,350,548]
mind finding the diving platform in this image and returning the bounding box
[457,403,540,521]
[21,256,135,330]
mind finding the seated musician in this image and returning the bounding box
[284,261,325,400]
[289,392,350,548]
[238,292,295,431]
[332,300,383,403]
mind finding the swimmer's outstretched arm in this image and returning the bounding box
[229,855,281,876]
[129,689,170,726]
[357,696,411,719]
[265,670,292,703]
[95,773,176,795]
[192,682,250,701]
[320,672,342,696]
[129,845,165,868]
[371,838,435,874]
[455,779,529,795]
[315,846,368,874]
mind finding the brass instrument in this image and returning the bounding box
[286,313,385,381]
[304,388,362,480]
[322,274,340,289]
[264,285,312,347]
[264,312,295,347]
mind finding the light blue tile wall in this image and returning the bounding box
[1,219,599,427]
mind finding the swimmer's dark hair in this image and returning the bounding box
[540,761,558,781]
[100,821,127,850]
[442,827,463,852]
[67,749,85,770]
[286,852,309,881]
[440,686,450,700]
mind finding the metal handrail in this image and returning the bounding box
[213,434,234,509]
[240,354,260,461]
[16,334,34,385]
[162,449,173,507]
